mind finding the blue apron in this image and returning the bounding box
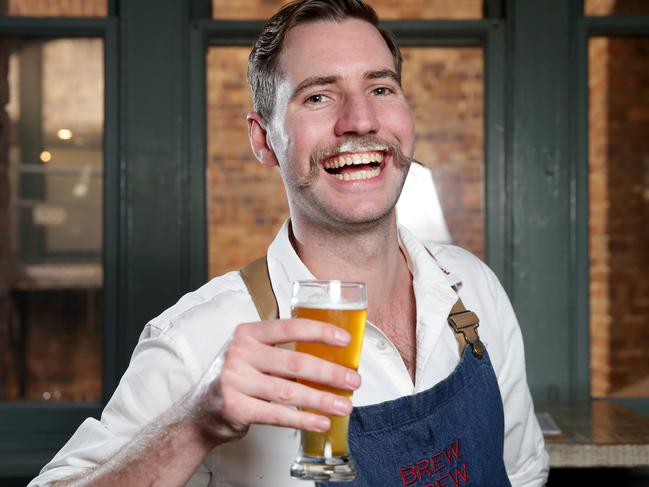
[318,341,511,487]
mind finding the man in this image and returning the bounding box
[30,1,549,485]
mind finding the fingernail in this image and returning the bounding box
[335,329,351,345]
[346,371,361,388]
[315,417,330,432]
[334,397,352,415]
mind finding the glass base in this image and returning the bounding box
[290,454,357,482]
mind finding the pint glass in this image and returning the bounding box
[290,280,367,482]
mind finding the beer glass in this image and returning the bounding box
[290,280,367,482]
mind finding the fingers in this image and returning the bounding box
[244,344,361,391]
[228,318,361,391]
[223,391,332,432]
[246,398,332,432]
[235,318,351,347]
[232,368,354,417]
[203,318,362,440]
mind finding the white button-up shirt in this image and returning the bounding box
[30,221,549,487]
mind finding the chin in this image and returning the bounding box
[333,208,395,229]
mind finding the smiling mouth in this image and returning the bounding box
[322,151,385,181]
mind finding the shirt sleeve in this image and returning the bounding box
[27,322,209,487]
[488,267,550,486]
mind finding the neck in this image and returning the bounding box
[289,213,412,323]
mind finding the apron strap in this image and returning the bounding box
[240,256,485,359]
[448,299,486,359]
[240,256,279,322]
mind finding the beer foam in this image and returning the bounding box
[291,302,366,311]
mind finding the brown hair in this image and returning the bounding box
[247,0,402,121]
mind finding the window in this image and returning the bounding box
[1,37,104,403]
[404,47,485,259]
[0,3,115,478]
[589,35,649,399]
[4,0,108,17]
[211,0,483,20]
[206,47,286,277]
[585,0,649,16]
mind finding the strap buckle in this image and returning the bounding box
[448,310,486,359]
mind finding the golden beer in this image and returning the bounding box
[290,280,367,481]
[292,306,367,457]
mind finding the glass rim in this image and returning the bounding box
[293,279,366,288]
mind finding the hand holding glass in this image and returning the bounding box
[290,280,367,482]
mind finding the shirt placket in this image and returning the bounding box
[364,321,415,396]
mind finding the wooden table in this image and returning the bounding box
[537,400,649,468]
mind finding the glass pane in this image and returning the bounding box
[212,0,482,20]
[207,47,287,278]
[403,47,484,259]
[206,46,484,278]
[3,0,107,17]
[375,0,482,19]
[0,38,104,402]
[589,37,649,399]
[586,0,649,16]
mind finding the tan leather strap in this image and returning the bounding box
[240,256,484,359]
[240,256,279,321]
[448,299,485,359]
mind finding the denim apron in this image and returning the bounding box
[318,310,511,487]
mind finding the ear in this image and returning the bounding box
[247,112,279,168]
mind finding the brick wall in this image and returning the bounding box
[6,0,106,16]
[23,290,102,402]
[586,0,618,15]
[589,1,649,397]
[212,0,482,20]
[601,36,649,396]
[586,0,649,15]
[404,47,484,259]
[206,47,288,277]
[589,37,611,397]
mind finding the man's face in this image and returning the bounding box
[266,18,415,230]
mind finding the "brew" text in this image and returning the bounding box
[399,439,469,487]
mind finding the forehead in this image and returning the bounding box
[278,18,396,85]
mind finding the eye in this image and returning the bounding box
[306,93,330,104]
[372,86,395,96]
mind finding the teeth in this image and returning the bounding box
[332,166,381,181]
[323,151,385,169]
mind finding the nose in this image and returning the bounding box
[334,93,380,137]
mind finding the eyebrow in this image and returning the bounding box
[290,76,339,101]
[364,69,401,85]
[290,69,402,101]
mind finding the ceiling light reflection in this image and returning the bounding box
[57,129,73,140]
[40,150,52,162]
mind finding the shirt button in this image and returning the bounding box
[376,339,388,351]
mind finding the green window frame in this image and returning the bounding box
[0,10,119,477]
[575,6,649,414]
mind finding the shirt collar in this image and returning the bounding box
[396,225,462,381]
[267,220,313,319]
[397,224,463,292]
[266,219,462,318]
